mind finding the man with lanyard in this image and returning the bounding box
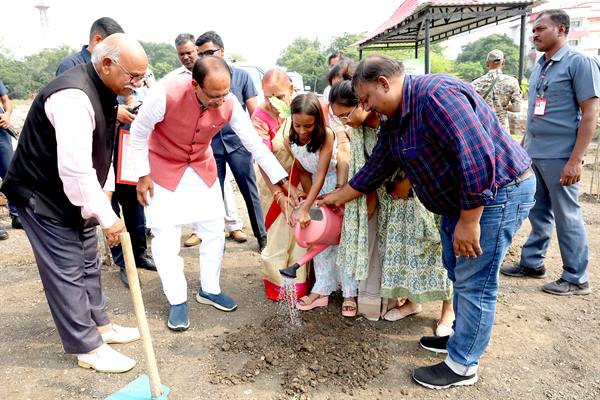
[501,9,600,295]
[320,55,535,389]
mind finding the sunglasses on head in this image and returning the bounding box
[198,48,221,57]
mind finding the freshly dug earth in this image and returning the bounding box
[210,301,390,397]
[0,135,599,399]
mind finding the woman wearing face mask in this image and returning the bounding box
[329,81,454,334]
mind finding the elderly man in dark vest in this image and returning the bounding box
[1,33,148,374]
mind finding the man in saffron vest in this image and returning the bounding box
[1,34,148,374]
[131,56,288,331]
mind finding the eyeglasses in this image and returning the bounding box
[112,59,147,83]
[199,86,227,106]
[198,48,221,57]
[337,104,358,123]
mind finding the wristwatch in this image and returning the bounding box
[276,177,289,186]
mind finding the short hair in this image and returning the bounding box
[195,31,224,48]
[91,41,120,66]
[192,55,231,88]
[89,17,124,41]
[352,55,405,87]
[263,68,292,85]
[328,51,345,66]
[536,9,570,34]
[326,60,356,85]
[289,93,327,153]
[175,33,195,47]
[328,80,359,107]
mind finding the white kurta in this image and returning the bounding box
[129,84,287,304]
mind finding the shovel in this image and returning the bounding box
[106,232,169,400]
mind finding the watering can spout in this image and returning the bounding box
[279,262,301,278]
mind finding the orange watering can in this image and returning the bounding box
[279,205,344,278]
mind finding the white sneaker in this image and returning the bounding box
[77,344,136,373]
[101,324,140,344]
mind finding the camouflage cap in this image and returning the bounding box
[486,49,504,63]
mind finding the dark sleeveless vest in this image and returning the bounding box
[1,63,117,228]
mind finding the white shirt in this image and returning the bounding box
[44,89,118,229]
[130,85,287,186]
[161,65,191,81]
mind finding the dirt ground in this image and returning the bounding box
[1,106,599,399]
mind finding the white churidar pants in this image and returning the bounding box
[147,167,225,305]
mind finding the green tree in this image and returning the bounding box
[456,34,520,78]
[140,41,179,80]
[454,61,484,82]
[325,32,366,61]
[277,38,328,93]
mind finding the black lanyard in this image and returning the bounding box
[536,60,554,96]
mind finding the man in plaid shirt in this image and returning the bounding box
[320,55,534,389]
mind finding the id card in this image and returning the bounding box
[116,129,138,185]
[534,97,547,116]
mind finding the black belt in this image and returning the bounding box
[503,166,534,188]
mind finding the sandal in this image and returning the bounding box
[383,303,422,322]
[341,299,357,317]
[435,320,454,337]
[296,295,328,311]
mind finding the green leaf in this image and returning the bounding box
[269,96,291,118]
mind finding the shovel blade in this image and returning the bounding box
[106,374,170,400]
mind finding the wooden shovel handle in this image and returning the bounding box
[120,232,163,398]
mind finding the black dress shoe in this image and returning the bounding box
[119,269,130,289]
[0,229,8,241]
[135,254,157,271]
[11,216,23,230]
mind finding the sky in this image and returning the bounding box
[1,0,566,66]
[1,0,400,66]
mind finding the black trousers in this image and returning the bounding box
[18,203,108,354]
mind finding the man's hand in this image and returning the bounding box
[103,218,126,247]
[560,159,583,186]
[317,183,362,208]
[453,207,484,258]
[136,175,154,206]
[0,113,10,129]
[117,105,136,125]
[389,177,412,200]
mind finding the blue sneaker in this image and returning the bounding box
[167,302,190,331]
[196,290,237,312]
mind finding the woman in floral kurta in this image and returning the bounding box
[330,81,454,333]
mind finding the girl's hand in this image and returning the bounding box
[297,206,311,229]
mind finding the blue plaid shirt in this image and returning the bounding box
[349,74,531,216]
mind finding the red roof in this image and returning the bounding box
[360,0,534,45]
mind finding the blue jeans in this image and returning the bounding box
[520,158,588,284]
[440,176,536,374]
[214,146,266,240]
[0,128,18,218]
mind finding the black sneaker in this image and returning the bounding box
[420,335,449,354]
[500,262,546,279]
[0,228,8,241]
[412,362,478,390]
[542,278,591,296]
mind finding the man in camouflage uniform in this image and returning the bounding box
[472,49,521,132]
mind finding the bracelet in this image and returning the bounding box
[335,183,343,189]
[273,190,284,202]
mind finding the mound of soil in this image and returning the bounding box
[209,299,390,397]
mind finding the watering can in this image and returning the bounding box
[279,205,344,278]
